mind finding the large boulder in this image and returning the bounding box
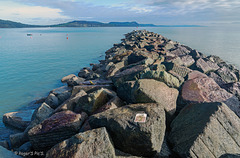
[169,102,240,157]
[78,68,100,80]
[179,55,195,67]
[141,70,180,88]
[50,86,72,105]
[194,58,219,73]
[107,61,125,77]
[168,46,190,56]
[216,66,238,83]
[222,82,240,100]
[72,84,113,96]
[189,49,205,60]
[208,71,226,86]
[117,79,179,116]
[28,110,87,150]
[3,109,34,130]
[112,65,147,87]
[54,90,87,113]
[46,127,116,158]
[181,72,240,117]
[74,88,117,114]
[27,102,54,130]
[165,63,192,79]
[9,132,28,149]
[61,74,75,83]
[45,93,59,109]
[88,103,166,157]
[93,96,125,114]
[61,74,85,87]
[127,50,158,65]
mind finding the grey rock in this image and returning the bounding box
[208,71,226,86]
[3,109,34,130]
[72,84,113,96]
[61,74,85,87]
[117,79,179,117]
[179,55,195,67]
[165,63,192,78]
[78,67,91,78]
[189,49,206,59]
[222,82,240,100]
[56,91,71,105]
[75,88,116,114]
[141,69,180,88]
[93,96,125,114]
[88,103,166,157]
[45,93,59,109]
[61,74,76,83]
[165,56,183,66]
[46,127,116,158]
[54,90,87,113]
[50,86,72,105]
[154,137,172,158]
[195,58,219,73]
[216,66,238,83]
[164,41,175,50]
[29,102,54,128]
[107,61,125,77]
[127,51,148,65]
[169,102,240,157]
[10,132,28,149]
[207,55,225,66]
[112,64,147,87]
[116,81,136,103]
[168,45,190,56]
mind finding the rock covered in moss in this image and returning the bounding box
[117,79,179,116]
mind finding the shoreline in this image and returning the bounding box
[1,29,240,157]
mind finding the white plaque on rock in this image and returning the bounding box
[134,113,147,123]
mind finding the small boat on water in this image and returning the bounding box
[27,34,33,36]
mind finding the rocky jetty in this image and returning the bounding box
[2,30,240,157]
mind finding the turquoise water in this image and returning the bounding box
[0,26,240,121]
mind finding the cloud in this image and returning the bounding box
[1,0,240,25]
[0,1,70,24]
[130,7,153,13]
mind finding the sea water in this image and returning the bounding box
[0,26,239,137]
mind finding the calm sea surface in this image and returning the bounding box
[0,26,240,129]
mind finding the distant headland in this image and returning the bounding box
[0,19,202,28]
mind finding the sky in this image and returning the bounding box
[0,0,240,25]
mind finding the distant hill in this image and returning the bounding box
[52,20,106,27]
[53,21,150,27]
[0,19,202,28]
